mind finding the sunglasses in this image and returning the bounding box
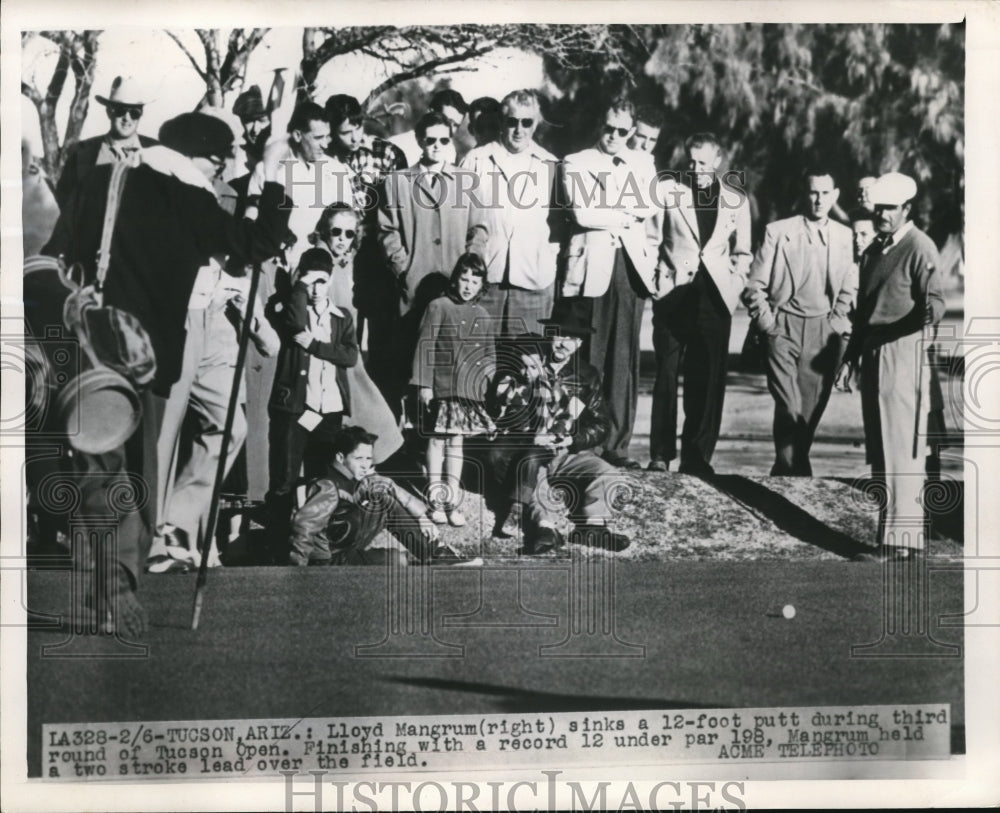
[422,136,452,146]
[108,105,143,121]
[602,125,631,138]
[329,227,356,240]
[505,117,535,129]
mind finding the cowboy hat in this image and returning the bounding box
[95,76,147,108]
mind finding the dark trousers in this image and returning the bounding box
[330,500,434,565]
[650,269,731,470]
[355,240,403,417]
[487,441,555,512]
[583,248,646,461]
[266,410,343,546]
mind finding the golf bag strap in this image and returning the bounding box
[95,160,132,293]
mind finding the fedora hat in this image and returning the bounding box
[232,85,267,121]
[95,76,147,108]
[539,298,595,337]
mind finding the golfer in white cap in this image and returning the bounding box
[836,172,945,562]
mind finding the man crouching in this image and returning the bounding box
[490,298,631,554]
[288,426,479,566]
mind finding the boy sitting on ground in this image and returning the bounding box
[288,426,481,566]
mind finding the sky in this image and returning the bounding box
[20,27,544,155]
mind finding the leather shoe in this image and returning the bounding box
[526,525,564,555]
[569,525,631,552]
[647,459,668,472]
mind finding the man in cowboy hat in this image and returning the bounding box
[53,76,158,213]
[837,171,945,562]
[489,298,631,554]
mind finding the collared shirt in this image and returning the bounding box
[785,216,831,317]
[879,220,915,253]
[304,300,346,415]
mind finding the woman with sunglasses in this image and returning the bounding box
[308,204,405,468]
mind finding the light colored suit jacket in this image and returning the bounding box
[378,163,489,313]
[559,147,658,297]
[459,141,563,290]
[743,215,857,335]
[646,176,753,314]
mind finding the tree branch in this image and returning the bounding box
[363,43,497,109]
[21,79,44,107]
[164,30,208,82]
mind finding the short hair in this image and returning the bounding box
[287,101,327,135]
[332,425,378,458]
[416,111,453,141]
[324,94,363,129]
[803,166,837,186]
[297,247,334,277]
[430,88,468,115]
[848,206,876,224]
[684,132,722,154]
[310,202,360,245]
[469,96,501,118]
[634,104,664,130]
[605,97,636,122]
[501,89,541,115]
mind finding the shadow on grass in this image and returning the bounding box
[386,675,725,713]
[701,474,871,558]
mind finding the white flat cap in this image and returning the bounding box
[870,172,917,206]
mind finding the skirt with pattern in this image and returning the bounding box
[425,397,496,436]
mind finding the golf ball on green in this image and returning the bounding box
[782,604,796,619]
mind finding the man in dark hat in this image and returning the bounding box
[40,111,292,634]
[149,112,280,573]
[232,85,272,170]
[489,298,631,553]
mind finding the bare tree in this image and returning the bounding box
[164,28,270,110]
[20,30,101,187]
[297,24,633,109]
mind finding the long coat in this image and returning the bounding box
[411,295,496,401]
[378,164,489,313]
[43,159,290,396]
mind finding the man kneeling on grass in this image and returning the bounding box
[490,298,631,554]
[288,426,480,566]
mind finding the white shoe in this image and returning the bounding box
[446,508,466,527]
[428,509,448,524]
